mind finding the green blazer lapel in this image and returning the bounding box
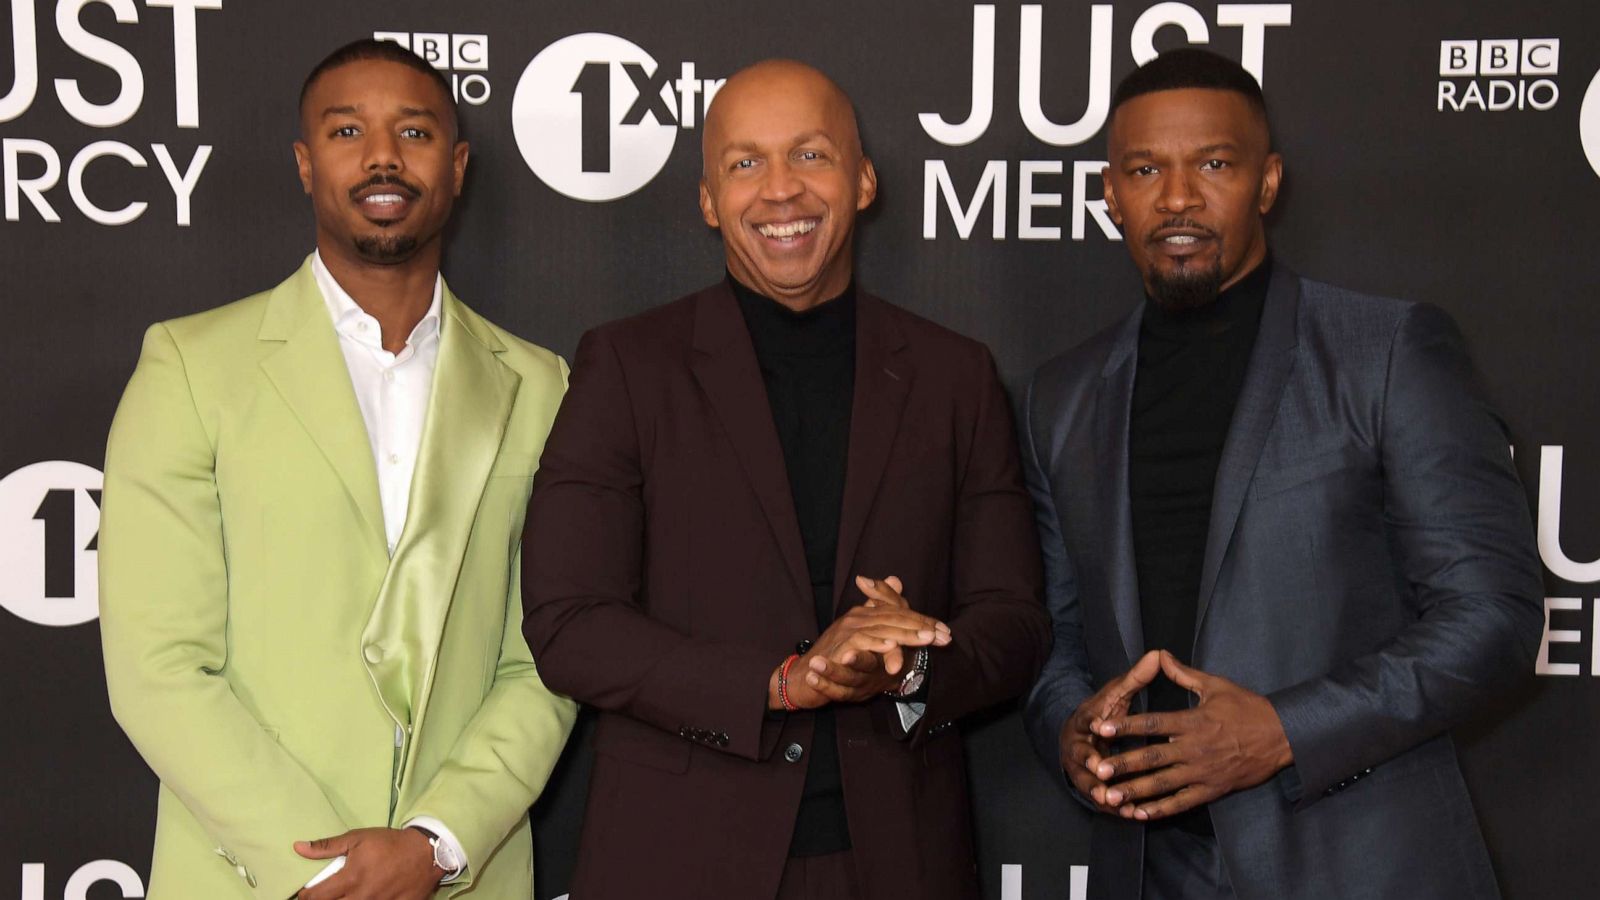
[360,284,520,731]
[258,257,388,555]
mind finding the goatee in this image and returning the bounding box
[353,233,419,264]
[1148,255,1225,312]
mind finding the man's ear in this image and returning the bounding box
[699,178,719,228]
[293,141,313,195]
[1101,164,1123,226]
[1258,152,1283,215]
[453,141,470,197]
[856,156,878,211]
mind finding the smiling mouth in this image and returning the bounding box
[355,191,415,224]
[756,219,818,241]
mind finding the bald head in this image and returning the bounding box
[697,58,877,312]
[702,59,863,177]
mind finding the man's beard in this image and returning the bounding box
[1147,250,1226,312]
[347,173,422,264]
[353,232,419,264]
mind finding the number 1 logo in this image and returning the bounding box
[511,32,680,202]
[0,461,103,626]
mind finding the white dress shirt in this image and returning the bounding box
[304,252,468,884]
[313,251,441,555]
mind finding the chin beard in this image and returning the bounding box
[353,233,419,264]
[1148,255,1226,312]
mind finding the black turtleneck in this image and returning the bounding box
[1130,258,1271,835]
[730,274,855,857]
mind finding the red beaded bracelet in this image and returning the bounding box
[778,653,801,712]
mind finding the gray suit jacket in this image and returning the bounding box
[1021,262,1543,900]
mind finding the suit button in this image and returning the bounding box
[363,644,383,664]
[795,639,813,655]
[783,743,804,763]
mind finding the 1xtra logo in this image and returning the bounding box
[0,461,103,627]
[1582,66,1600,179]
[511,33,724,202]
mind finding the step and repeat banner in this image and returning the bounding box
[3,1,1597,897]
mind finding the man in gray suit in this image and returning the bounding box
[1022,48,1542,900]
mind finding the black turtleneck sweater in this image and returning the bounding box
[731,274,854,857]
[1129,258,1271,835]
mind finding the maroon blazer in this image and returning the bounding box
[522,282,1049,900]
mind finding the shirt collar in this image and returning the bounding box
[312,249,443,349]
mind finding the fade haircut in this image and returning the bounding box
[299,38,460,137]
[1111,48,1270,144]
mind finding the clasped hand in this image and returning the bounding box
[767,575,950,709]
[294,827,440,900]
[1058,650,1293,821]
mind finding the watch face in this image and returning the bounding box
[898,670,925,697]
[434,839,462,872]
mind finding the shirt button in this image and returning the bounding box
[783,743,804,763]
[356,321,368,331]
[364,644,383,664]
[388,453,400,465]
[383,370,395,383]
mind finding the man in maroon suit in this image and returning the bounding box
[521,59,1050,900]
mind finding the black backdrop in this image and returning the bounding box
[3,1,1597,897]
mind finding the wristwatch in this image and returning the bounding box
[891,647,930,698]
[410,826,463,879]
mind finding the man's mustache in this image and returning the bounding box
[1146,217,1217,242]
[348,174,421,201]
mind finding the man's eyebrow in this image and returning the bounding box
[399,106,440,122]
[1196,142,1239,155]
[320,105,358,118]
[790,129,837,145]
[1118,148,1153,164]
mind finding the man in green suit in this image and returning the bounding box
[98,39,575,899]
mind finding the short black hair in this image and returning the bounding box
[299,38,460,136]
[1111,48,1269,138]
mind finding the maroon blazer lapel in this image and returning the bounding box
[688,283,813,608]
[831,293,913,613]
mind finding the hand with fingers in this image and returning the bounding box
[294,827,440,900]
[1091,650,1293,821]
[766,575,951,710]
[1058,650,1164,810]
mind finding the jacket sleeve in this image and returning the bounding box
[400,545,578,894]
[521,329,784,763]
[907,347,1053,744]
[1017,374,1098,790]
[1266,302,1544,807]
[99,324,349,900]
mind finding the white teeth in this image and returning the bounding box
[758,220,817,239]
[364,193,403,204]
[1164,235,1198,244]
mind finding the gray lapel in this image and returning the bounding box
[1193,264,1302,638]
[1096,308,1145,671]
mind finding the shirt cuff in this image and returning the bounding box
[404,816,468,883]
[896,700,927,732]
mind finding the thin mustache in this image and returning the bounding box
[1148,218,1216,240]
[348,174,420,201]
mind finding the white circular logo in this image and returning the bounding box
[512,33,679,202]
[1582,66,1600,180]
[0,461,104,626]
